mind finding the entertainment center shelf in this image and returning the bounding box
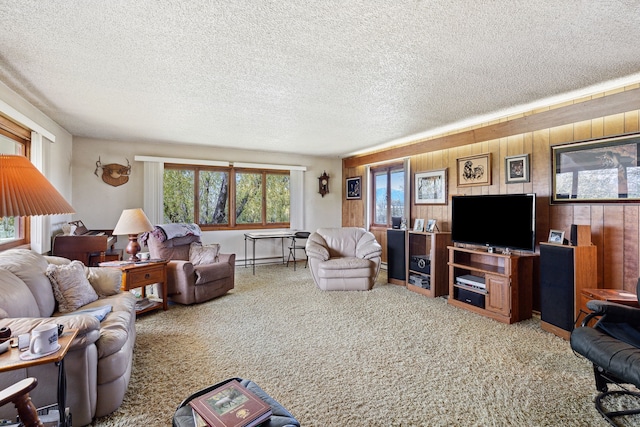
[448,246,536,324]
[406,231,452,298]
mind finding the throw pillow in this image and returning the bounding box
[85,267,122,297]
[189,242,220,265]
[46,261,99,313]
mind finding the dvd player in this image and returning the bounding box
[456,274,486,289]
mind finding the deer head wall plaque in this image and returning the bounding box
[94,157,131,187]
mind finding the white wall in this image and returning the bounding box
[72,137,342,262]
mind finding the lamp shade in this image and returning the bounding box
[0,154,75,217]
[112,208,154,235]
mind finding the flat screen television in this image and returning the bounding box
[451,193,536,252]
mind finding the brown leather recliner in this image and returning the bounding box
[305,227,382,291]
[146,233,234,305]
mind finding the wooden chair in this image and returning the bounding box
[0,377,42,427]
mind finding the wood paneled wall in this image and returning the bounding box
[343,85,640,292]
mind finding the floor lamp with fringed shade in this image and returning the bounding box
[0,154,75,218]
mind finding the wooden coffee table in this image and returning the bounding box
[0,328,78,427]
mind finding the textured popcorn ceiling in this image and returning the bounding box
[1,1,640,157]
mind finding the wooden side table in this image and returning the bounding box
[578,288,639,326]
[102,260,169,315]
[0,329,78,427]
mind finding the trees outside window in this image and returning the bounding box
[163,165,289,229]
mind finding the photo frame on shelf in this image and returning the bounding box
[413,218,424,232]
[457,153,492,187]
[415,168,447,204]
[548,229,565,244]
[425,219,437,233]
[505,154,530,184]
[346,176,362,200]
[552,132,640,202]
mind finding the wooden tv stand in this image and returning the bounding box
[448,246,536,324]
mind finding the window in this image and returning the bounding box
[0,116,30,250]
[371,162,405,227]
[163,165,289,229]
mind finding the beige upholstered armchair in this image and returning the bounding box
[145,225,234,305]
[305,227,382,291]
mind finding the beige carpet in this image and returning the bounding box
[91,264,616,426]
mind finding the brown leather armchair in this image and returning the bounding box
[145,232,234,305]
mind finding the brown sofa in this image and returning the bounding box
[305,227,382,291]
[146,232,235,304]
[0,249,136,426]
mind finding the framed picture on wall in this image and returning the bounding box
[457,153,492,187]
[552,132,640,202]
[415,168,447,204]
[505,154,530,184]
[346,176,362,200]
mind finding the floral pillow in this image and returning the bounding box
[189,242,220,265]
[46,261,99,313]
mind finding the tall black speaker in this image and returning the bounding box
[540,244,575,332]
[387,229,406,284]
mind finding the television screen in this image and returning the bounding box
[451,194,536,252]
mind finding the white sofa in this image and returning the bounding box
[0,249,136,426]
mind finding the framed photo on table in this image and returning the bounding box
[505,154,530,184]
[457,153,492,187]
[415,169,447,204]
[413,218,424,232]
[346,176,362,200]
[548,229,565,244]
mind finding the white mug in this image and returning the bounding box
[29,324,59,355]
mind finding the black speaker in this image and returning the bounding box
[391,216,402,229]
[387,229,406,282]
[540,244,575,332]
[570,224,591,246]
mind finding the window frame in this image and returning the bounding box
[163,164,290,230]
[370,162,405,228]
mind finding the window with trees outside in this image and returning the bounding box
[0,117,30,250]
[371,163,405,227]
[163,165,290,229]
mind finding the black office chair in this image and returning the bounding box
[0,377,42,427]
[286,231,310,271]
[570,278,640,426]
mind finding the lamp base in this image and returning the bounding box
[125,234,142,261]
